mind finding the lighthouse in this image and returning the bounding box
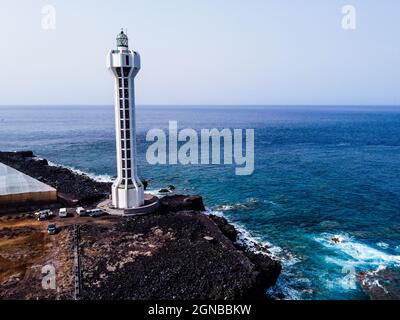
[107,30,144,209]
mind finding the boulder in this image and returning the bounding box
[158,188,171,194]
[160,195,205,212]
[209,214,238,242]
[244,251,282,297]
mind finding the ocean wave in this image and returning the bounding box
[263,199,281,207]
[210,199,297,264]
[376,242,389,249]
[360,265,387,286]
[205,207,283,258]
[267,276,304,300]
[46,160,114,183]
[206,207,302,300]
[145,188,175,197]
[213,197,259,212]
[314,233,400,268]
[358,265,400,299]
[335,142,351,147]
[310,232,400,295]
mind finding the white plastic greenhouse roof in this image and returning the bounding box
[0,162,56,196]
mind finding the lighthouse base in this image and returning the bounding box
[112,182,145,209]
[98,194,160,216]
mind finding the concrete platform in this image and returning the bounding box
[0,162,57,205]
[98,194,160,216]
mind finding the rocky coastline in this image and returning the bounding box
[0,151,111,208]
[0,151,281,300]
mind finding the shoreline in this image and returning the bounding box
[0,150,282,300]
[0,151,111,210]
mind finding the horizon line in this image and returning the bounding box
[1,104,400,108]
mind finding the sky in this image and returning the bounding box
[0,0,399,106]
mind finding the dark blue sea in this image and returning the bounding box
[1,105,400,300]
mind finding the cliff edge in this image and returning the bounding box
[0,151,281,300]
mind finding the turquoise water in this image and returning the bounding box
[1,105,400,299]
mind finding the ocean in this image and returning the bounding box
[1,105,400,300]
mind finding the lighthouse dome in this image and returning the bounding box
[117,30,129,48]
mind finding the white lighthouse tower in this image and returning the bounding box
[107,30,144,209]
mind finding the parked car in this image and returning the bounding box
[35,209,53,216]
[59,208,68,218]
[37,212,48,221]
[35,209,53,221]
[76,207,87,216]
[47,223,57,235]
[89,209,103,217]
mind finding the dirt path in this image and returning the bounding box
[0,213,117,299]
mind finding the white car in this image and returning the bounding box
[59,208,68,218]
[35,209,53,221]
[37,212,48,221]
[89,209,103,217]
[76,207,86,216]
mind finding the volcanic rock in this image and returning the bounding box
[209,214,238,242]
[160,195,205,212]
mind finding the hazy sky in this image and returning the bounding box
[0,0,399,106]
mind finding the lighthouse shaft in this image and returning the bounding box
[107,34,144,209]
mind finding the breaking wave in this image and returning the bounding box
[206,205,302,300]
[46,160,114,183]
[314,233,400,268]
[359,265,388,292]
[213,198,259,212]
[310,232,400,296]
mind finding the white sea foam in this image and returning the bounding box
[363,278,389,294]
[314,233,400,267]
[336,142,351,147]
[359,265,390,294]
[206,206,302,299]
[145,189,161,196]
[308,233,400,294]
[145,188,175,197]
[213,197,259,212]
[205,207,285,259]
[377,242,389,249]
[46,160,114,183]
[215,204,236,211]
[263,199,281,207]
[267,276,302,300]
